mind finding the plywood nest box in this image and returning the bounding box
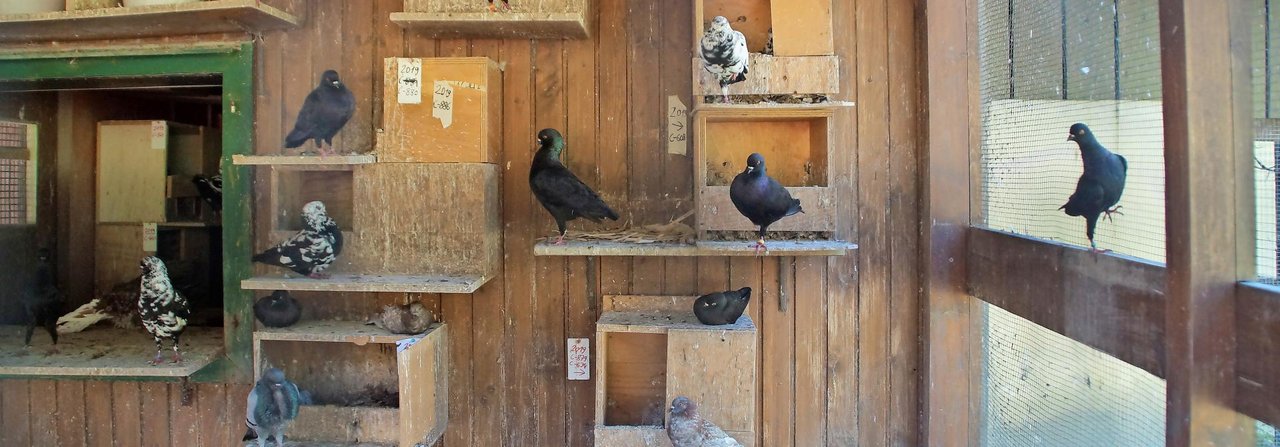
[97,120,220,224]
[379,57,503,163]
[693,0,838,98]
[254,322,449,447]
[594,296,757,447]
[391,0,590,39]
[693,105,840,239]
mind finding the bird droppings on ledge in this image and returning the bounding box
[0,325,223,377]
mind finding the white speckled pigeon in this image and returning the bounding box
[138,256,190,365]
[252,201,343,279]
[699,16,749,102]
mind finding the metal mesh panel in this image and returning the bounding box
[980,303,1166,446]
[1254,0,1280,282]
[0,158,26,224]
[978,0,1166,261]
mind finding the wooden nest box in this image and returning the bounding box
[594,295,758,447]
[378,57,503,163]
[693,0,838,98]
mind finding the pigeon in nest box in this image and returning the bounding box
[1059,123,1127,253]
[285,69,355,156]
[23,248,64,352]
[138,256,190,365]
[252,201,343,279]
[667,396,744,447]
[693,287,751,326]
[729,153,803,254]
[530,128,619,245]
[253,291,301,328]
[487,0,511,12]
[699,15,749,102]
[369,302,435,335]
[243,368,302,447]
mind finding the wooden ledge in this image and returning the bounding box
[390,11,589,39]
[232,154,375,166]
[534,239,857,257]
[241,274,488,294]
[0,326,222,378]
[0,0,299,43]
[255,321,442,346]
[596,311,755,334]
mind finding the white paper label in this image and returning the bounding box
[432,80,454,128]
[567,338,589,380]
[397,58,422,104]
[142,223,158,252]
[150,121,167,150]
[667,95,688,155]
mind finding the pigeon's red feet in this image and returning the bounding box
[501,1,512,11]
[307,272,331,279]
[553,234,567,245]
[148,354,165,366]
[753,239,767,255]
[1103,205,1124,223]
[488,2,497,12]
[170,352,184,364]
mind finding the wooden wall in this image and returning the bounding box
[0,0,924,445]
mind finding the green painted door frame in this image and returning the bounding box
[0,42,255,383]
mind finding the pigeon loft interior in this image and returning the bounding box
[692,0,839,101]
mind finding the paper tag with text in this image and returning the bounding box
[150,121,167,150]
[397,58,422,104]
[432,80,454,128]
[667,95,688,155]
[142,223,158,252]
[567,338,590,380]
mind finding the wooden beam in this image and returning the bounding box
[1160,0,1257,444]
[921,0,977,443]
[1236,281,1280,427]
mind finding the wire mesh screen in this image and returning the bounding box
[0,158,27,224]
[978,0,1166,261]
[980,302,1166,446]
[1254,0,1280,282]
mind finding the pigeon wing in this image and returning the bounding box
[285,89,324,148]
[532,167,618,222]
[1061,177,1106,217]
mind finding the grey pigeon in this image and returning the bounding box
[243,368,302,447]
[530,128,619,245]
[487,0,510,11]
[699,16,749,102]
[368,302,435,335]
[252,201,343,279]
[1059,123,1127,253]
[192,173,221,213]
[285,70,355,156]
[138,257,190,365]
[253,291,301,328]
[667,396,744,447]
[23,248,63,351]
[729,153,803,254]
[693,287,751,326]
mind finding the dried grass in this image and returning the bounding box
[566,209,696,244]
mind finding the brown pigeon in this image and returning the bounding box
[666,396,744,447]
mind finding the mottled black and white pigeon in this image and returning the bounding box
[530,128,619,245]
[1059,123,1127,253]
[252,201,343,279]
[23,248,63,351]
[487,0,510,11]
[192,173,221,213]
[285,70,355,156]
[253,291,301,328]
[667,396,744,447]
[243,368,302,447]
[729,153,803,254]
[699,16,749,102]
[693,287,751,326]
[138,256,190,365]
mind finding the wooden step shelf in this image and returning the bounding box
[255,323,448,447]
[533,239,856,257]
[595,296,757,447]
[241,274,489,294]
[0,326,222,378]
[0,0,299,42]
[693,54,840,97]
[390,0,589,39]
[232,154,376,166]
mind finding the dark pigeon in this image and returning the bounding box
[252,201,343,279]
[138,256,190,365]
[699,15,749,102]
[253,291,301,328]
[693,287,751,326]
[243,368,302,447]
[23,248,63,351]
[192,173,221,213]
[284,70,355,156]
[1059,123,1127,253]
[729,153,803,254]
[487,0,510,11]
[529,128,619,245]
[667,396,744,447]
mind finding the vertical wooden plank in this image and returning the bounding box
[659,0,695,300]
[28,380,57,447]
[138,382,169,447]
[760,257,795,446]
[597,0,632,297]
[223,384,252,446]
[794,257,828,446]
[827,0,860,442]
[1,380,31,447]
[279,0,314,154]
[111,382,142,447]
[339,0,376,153]
[500,35,536,447]
[84,381,113,447]
[628,0,665,296]
[169,383,200,447]
[373,0,405,131]
[1161,0,1257,445]
[194,383,227,447]
[55,381,86,447]
[310,0,343,153]
[565,256,597,447]
[728,257,763,445]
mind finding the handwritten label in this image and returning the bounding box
[142,223,158,252]
[667,95,688,155]
[432,80,454,128]
[397,58,422,104]
[567,338,590,380]
[150,121,167,150]
[396,337,421,353]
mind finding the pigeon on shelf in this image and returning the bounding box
[253,291,301,328]
[284,69,355,156]
[667,396,744,447]
[192,173,222,213]
[252,201,344,279]
[58,261,203,334]
[23,248,64,352]
[693,287,751,326]
[699,15,749,102]
[1059,123,1127,253]
[529,128,619,245]
[762,28,774,55]
[138,256,190,365]
[243,368,302,447]
[487,0,511,12]
[729,153,804,254]
[368,302,436,335]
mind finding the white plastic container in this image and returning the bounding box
[0,0,64,14]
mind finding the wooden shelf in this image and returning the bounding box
[255,321,441,345]
[533,239,857,257]
[596,311,755,334]
[0,0,300,42]
[241,274,489,294]
[693,55,841,96]
[232,154,376,166]
[390,12,588,39]
[158,221,219,228]
[0,326,222,378]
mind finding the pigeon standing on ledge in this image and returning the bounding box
[285,70,355,156]
[138,256,190,365]
[244,368,302,447]
[23,248,63,351]
[253,201,343,279]
[693,287,751,326]
[530,128,619,245]
[1059,123,1127,253]
[700,15,749,102]
[667,396,744,447]
[730,153,803,254]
